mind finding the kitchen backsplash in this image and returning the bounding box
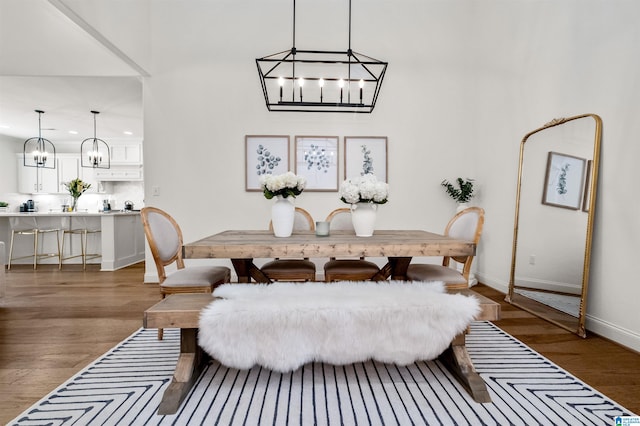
[0,181,144,213]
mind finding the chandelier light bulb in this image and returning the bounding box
[359,79,365,89]
[318,78,325,88]
[338,79,345,88]
[278,77,285,101]
[298,77,304,102]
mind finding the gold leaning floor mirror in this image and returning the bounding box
[505,114,602,337]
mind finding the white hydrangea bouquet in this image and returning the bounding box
[339,174,388,204]
[260,171,306,199]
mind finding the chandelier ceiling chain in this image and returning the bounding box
[23,109,56,169]
[80,110,110,169]
[256,0,388,113]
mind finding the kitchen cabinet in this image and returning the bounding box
[17,156,58,193]
[57,156,79,193]
[80,166,106,193]
[94,167,143,181]
[110,143,142,165]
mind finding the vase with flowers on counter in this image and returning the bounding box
[260,171,306,237]
[339,174,389,237]
[64,178,91,212]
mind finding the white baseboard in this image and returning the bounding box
[585,315,640,353]
[476,272,640,352]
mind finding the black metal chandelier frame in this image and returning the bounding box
[23,109,56,169]
[80,110,110,169]
[256,0,388,113]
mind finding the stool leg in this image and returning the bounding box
[56,230,61,269]
[60,231,66,270]
[33,230,38,270]
[82,230,87,270]
[8,230,15,270]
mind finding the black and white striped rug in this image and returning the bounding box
[9,322,635,425]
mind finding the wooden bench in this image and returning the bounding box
[144,289,500,415]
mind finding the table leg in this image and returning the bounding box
[438,332,492,403]
[157,328,208,415]
[373,257,412,280]
[231,258,271,283]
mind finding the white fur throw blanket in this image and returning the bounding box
[198,281,480,372]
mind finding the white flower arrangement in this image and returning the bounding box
[260,171,306,199]
[340,174,389,204]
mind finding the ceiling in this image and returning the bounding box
[0,0,144,142]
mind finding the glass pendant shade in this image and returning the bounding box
[23,110,56,169]
[81,111,110,169]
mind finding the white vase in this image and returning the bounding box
[456,202,469,213]
[271,195,295,237]
[350,202,378,237]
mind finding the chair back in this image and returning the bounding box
[269,207,315,231]
[325,208,352,231]
[141,207,185,283]
[325,208,364,260]
[443,207,485,278]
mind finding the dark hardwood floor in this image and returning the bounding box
[0,265,638,423]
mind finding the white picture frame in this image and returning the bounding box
[542,151,586,210]
[344,136,388,182]
[294,136,339,191]
[245,135,290,191]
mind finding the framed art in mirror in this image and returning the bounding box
[245,135,290,191]
[541,151,587,210]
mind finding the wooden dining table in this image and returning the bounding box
[182,229,476,282]
[165,229,497,411]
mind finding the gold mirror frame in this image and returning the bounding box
[506,113,602,338]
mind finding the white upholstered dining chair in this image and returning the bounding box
[141,206,231,339]
[406,207,485,290]
[260,207,317,281]
[322,208,381,282]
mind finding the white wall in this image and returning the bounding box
[65,1,639,350]
[0,135,20,195]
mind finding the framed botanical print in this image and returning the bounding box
[344,136,388,182]
[542,151,586,210]
[294,136,339,191]
[245,135,290,191]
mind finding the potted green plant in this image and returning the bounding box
[441,178,474,211]
[0,201,8,212]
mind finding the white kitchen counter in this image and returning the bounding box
[0,211,145,270]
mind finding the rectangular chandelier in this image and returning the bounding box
[256,0,388,113]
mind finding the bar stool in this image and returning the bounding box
[8,216,61,269]
[60,216,101,270]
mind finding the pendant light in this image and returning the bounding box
[256,0,388,113]
[23,110,56,169]
[80,110,110,169]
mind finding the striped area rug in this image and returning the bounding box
[9,322,635,425]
